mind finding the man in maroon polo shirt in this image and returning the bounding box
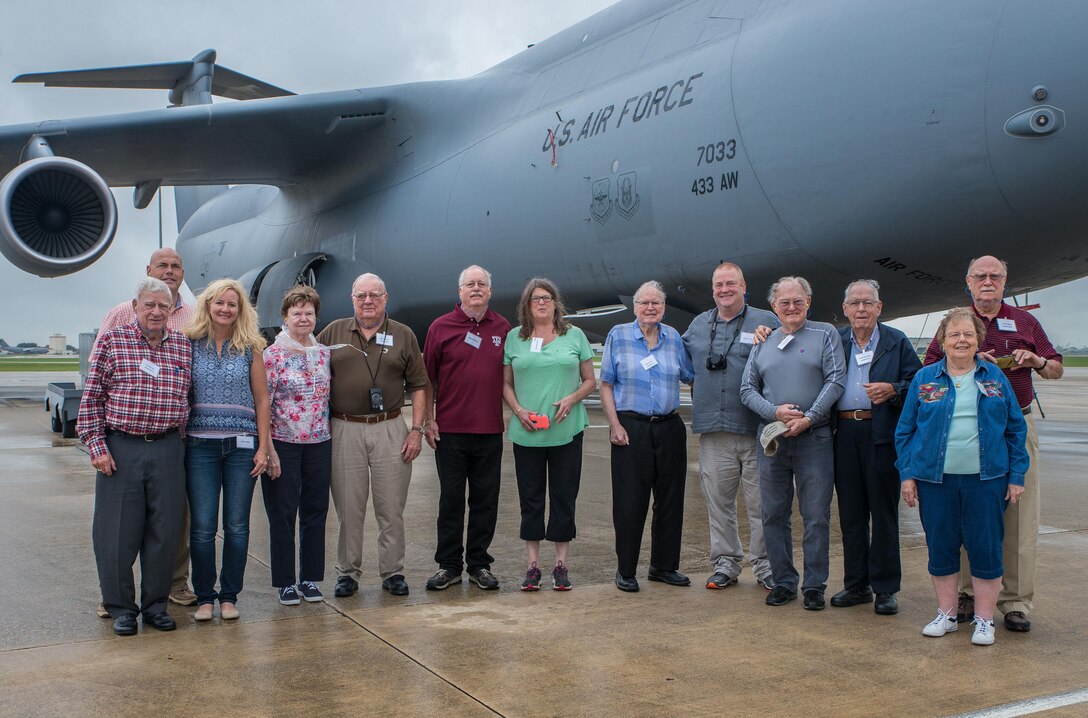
[422,265,513,591]
[924,255,1064,633]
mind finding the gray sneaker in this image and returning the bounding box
[469,567,499,590]
[425,568,463,591]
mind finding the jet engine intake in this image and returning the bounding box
[0,157,118,277]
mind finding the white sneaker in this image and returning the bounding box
[922,608,958,637]
[971,616,995,645]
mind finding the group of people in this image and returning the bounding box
[78,249,1062,650]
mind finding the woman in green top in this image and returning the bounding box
[503,278,596,591]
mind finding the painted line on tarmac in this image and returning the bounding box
[949,687,1088,717]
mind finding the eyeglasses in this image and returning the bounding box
[945,331,978,341]
[844,300,877,308]
[634,300,664,307]
[776,299,807,308]
[352,291,386,302]
[969,272,1006,282]
[529,295,554,304]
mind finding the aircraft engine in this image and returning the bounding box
[0,157,118,277]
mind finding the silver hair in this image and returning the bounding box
[767,276,812,305]
[634,280,666,303]
[843,279,881,302]
[133,277,172,302]
[458,265,492,287]
[351,272,387,294]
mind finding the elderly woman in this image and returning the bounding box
[185,279,278,622]
[830,280,921,617]
[897,307,1028,646]
[261,286,331,606]
[502,278,596,591]
[740,276,846,610]
[600,281,694,592]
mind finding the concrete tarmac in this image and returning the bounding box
[1,371,1087,717]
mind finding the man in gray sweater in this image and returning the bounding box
[740,276,846,610]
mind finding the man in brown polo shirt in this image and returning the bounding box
[317,273,430,598]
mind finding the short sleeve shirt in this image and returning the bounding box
[503,326,593,447]
[264,343,332,443]
[600,321,693,415]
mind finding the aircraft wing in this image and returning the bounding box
[0,90,388,187]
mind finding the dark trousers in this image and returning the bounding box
[261,439,332,587]
[834,420,902,594]
[612,413,687,578]
[93,432,186,619]
[434,433,503,573]
[513,433,584,542]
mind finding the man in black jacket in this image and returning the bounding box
[830,279,921,616]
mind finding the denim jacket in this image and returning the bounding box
[894,358,1028,486]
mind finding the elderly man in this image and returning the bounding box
[682,262,778,591]
[317,273,430,598]
[421,266,512,591]
[831,280,921,616]
[924,256,1063,633]
[92,247,195,616]
[740,276,846,610]
[78,278,193,635]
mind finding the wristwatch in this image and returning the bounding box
[411,425,426,435]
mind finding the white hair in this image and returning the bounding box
[767,276,812,305]
[458,265,492,287]
[843,279,880,302]
[634,280,666,302]
[351,273,387,294]
[133,277,172,302]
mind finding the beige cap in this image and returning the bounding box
[760,421,790,456]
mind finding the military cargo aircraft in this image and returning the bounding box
[0,0,1085,338]
[0,339,49,355]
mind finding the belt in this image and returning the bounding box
[105,427,179,442]
[331,409,401,424]
[1021,405,1032,416]
[837,410,872,421]
[618,410,678,423]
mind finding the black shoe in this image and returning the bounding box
[113,612,138,636]
[705,572,738,590]
[334,576,358,597]
[874,593,899,615]
[766,586,797,606]
[143,611,177,631]
[425,569,462,591]
[830,587,874,608]
[468,568,499,590]
[647,568,691,586]
[382,574,409,596]
[615,572,640,592]
[1004,610,1031,632]
[803,589,826,611]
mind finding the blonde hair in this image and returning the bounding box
[186,278,266,354]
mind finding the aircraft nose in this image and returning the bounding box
[986,2,1088,260]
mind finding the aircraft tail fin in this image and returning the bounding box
[0,339,8,348]
[14,49,294,106]
[175,186,229,233]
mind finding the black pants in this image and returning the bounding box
[93,432,186,618]
[261,439,331,587]
[612,413,687,578]
[833,420,902,594]
[434,433,503,572]
[513,433,583,542]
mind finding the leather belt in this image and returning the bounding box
[837,410,872,421]
[1020,405,1032,416]
[618,410,678,423]
[332,409,401,424]
[105,427,179,442]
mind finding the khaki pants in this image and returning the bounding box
[960,410,1039,615]
[330,417,412,581]
[171,503,191,591]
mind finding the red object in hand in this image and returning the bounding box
[527,412,550,430]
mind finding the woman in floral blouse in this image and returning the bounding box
[262,286,333,606]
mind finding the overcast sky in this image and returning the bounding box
[0,0,1084,349]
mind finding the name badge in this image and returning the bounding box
[855,350,874,366]
[464,332,482,349]
[139,358,161,377]
[997,318,1017,332]
[640,355,659,370]
[375,333,394,347]
[236,435,255,449]
[530,337,544,353]
[739,332,755,345]
[777,335,794,350]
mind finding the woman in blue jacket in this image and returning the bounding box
[896,308,1028,646]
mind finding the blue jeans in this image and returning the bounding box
[186,437,257,605]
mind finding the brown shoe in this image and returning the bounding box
[1004,610,1031,632]
[169,588,198,606]
[956,592,974,622]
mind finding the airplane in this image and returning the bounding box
[0,0,1086,340]
[0,339,49,355]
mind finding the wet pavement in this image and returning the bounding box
[1,371,1086,717]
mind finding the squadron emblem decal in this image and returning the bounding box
[616,172,640,220]
[591,179,612,224]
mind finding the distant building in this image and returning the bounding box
[48,334,66,355]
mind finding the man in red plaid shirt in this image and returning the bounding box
[78,277,192,636]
